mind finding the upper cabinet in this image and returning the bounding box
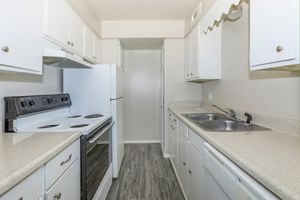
[44,0,84,56]
[184,1,222,82]
[250,0,299,70]
[0,0,44,75]
[84,26,101,64]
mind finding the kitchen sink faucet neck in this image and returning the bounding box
[212,105,237,120]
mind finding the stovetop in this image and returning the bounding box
[15,112,112,135]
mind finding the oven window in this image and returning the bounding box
[86,128,111,200]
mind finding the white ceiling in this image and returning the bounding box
[87,0,201,20]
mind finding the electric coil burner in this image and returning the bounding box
[70,124,90,128]
[84,114,104,119]
[38,124,60,129]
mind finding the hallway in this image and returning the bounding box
[106,144,185,200]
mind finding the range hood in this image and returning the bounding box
[43,46,93,69]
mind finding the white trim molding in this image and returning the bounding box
[124,140,161,144]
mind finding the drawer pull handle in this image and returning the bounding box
[189,170,192,175]
[18,197,23,200]
[54,192,62,199]
[60,154,72,166]
[183,162,186,166]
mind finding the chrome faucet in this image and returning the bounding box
[212,105,237,120]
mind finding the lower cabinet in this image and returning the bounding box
[0,139,80,200]
[174,117,205,200]
[46,159,80,200]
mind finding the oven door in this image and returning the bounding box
[81,120,114,200]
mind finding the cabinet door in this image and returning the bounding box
[0,0,43,73]
[44,0,69,46]
[188,144,205,200]
[68,8,84,55]
[184,34,192,79]
[95,38,102,63]
[46,159,80,200]
[177,132,189,193]
[84,26,95,60]
[250,0,298,67]
[190,25,200,79]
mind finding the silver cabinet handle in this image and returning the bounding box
[71,43,74,46]
[276,45,283,52]
[67,41,71,45]
[189,170,192,175]
[60,154,72,166]
[183,162,186,166]
[1,46,9,53]
[54,192,62,199]
[190,73,193,76]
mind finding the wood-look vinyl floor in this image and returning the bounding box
[106,144,185,200]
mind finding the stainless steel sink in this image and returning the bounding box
[183,113,270,132]
[183,113,230,121]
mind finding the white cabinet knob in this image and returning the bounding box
[1,46,9,53]
[276,45,283,52]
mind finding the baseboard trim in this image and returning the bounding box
[124,140,161,144]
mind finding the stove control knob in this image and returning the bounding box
[47,98,52,104]
[21,101,27,107]
[28,100,35,106]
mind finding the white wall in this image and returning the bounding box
[101,20,185,38]
[123,50,161,141]
[0,66,62,130]
[202,4,300,120]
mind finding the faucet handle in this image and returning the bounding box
[226,108,236,119]
[244,113,253,124]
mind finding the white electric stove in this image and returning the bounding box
[4,94,113,200]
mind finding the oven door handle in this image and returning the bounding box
[88,121,115,144]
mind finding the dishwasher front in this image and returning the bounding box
[204,143,279,200]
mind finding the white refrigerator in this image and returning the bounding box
[63,64,124,178]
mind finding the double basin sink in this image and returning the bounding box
[183,113,270,132]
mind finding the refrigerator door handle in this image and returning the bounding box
[110,97,123,101]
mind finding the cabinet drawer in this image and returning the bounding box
[189,129,205,155]
[178,120,188,139]
[45,139,80,189]
[0,168,43,200]
[46,159,80,200]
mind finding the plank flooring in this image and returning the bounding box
[106,144,185,200]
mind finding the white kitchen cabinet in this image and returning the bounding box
[46,159,80,200]
[168,113,178,168]
[250,0,299,70]
[0,168,43,200]
[184,21,221,81]
[84,26,101,63]
[187,129,205,200]
[44,0,84,55]
[0,0,44,74]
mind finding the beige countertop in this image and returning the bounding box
[169,105,300,200]
[0,131,81,196]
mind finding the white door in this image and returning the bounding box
[111,65,124,99]
[46,159,80,200]
[0,0,43,73]
[44,0,69,46]
[250,0,297,67]
[112,98,124,177]
[159,47,165,151]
